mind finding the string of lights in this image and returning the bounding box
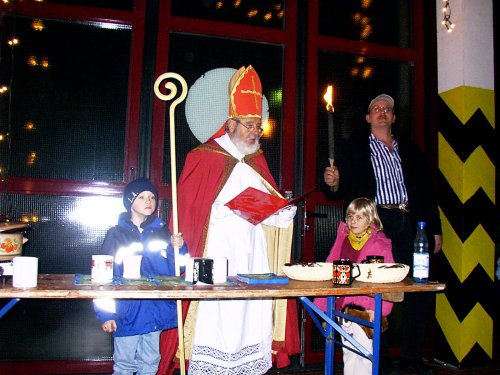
[441,0,455,33]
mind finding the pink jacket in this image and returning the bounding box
[314,221,394,316]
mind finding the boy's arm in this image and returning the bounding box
[93,299,116,324]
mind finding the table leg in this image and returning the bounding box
[325,296,335,375]
[300,294,384,375]
[372,293,382,375]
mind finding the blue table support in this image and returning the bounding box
[300,293,382,375]
[0,298,20,319]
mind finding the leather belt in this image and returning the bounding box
[378,202,410,213]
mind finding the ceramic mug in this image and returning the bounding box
[91,255,114,282]
[363,255,385,264]
[193,258,214,284]
[332,259,360,285]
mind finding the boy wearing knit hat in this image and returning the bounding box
[94,177,187,375]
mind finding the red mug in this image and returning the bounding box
[332,259,360,285]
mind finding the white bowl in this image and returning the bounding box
[282,262,332,281]
[356,263,410,283]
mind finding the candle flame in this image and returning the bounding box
[323,85,334,112]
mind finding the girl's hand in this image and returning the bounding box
[171,233,184,248]
[102,319,117,333]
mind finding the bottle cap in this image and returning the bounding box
[417,221,426,229]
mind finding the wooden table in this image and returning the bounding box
[0,274,445,374]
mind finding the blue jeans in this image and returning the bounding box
[113,331,161,375]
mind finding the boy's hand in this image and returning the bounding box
[171,233,184,248]
[102,320,117,333]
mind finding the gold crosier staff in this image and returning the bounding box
[153,72,188,375]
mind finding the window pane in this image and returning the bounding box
[0,193,116,360]
[17,0,133,10]
[163,33,284,186]
[318,0,412,48]
[315,51,413,187]
[171,0,285,29]
[0,15,131,181]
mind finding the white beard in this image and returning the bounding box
[232,137,260,155]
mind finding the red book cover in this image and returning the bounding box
[225,187,289,225]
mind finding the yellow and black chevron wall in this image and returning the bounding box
[434,0,495,368]
[434,86,495,367]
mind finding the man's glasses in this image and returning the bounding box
[370,106,393,114]
[235,119,263,135]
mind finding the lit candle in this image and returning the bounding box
[323,85,335,168]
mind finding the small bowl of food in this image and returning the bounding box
[356,263,410,283]
[282,262,333,281]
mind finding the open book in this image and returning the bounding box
[225,187,288,225]
[225,186,316,225]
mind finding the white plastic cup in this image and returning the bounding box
[184,257,194,282]
[211,257,228,284]
[123,255,142,279]
[13,256,38,288]
[91,255,114,282]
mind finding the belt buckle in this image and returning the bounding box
[398,202,409,213]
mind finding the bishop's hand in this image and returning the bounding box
[212,200,235,219]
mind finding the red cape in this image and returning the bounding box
[171,139,278,258]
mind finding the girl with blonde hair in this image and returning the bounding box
[315,197,394,375]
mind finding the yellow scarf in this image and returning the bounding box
[348,227,372,250]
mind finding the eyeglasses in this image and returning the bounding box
[370,106,393,114]
[235,119,263,135]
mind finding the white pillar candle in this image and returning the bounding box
[211,257,228,284]
[123,255,142,279]
[13,256,38,288]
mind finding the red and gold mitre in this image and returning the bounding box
[209,65,263,140]
[228,65,262,119]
